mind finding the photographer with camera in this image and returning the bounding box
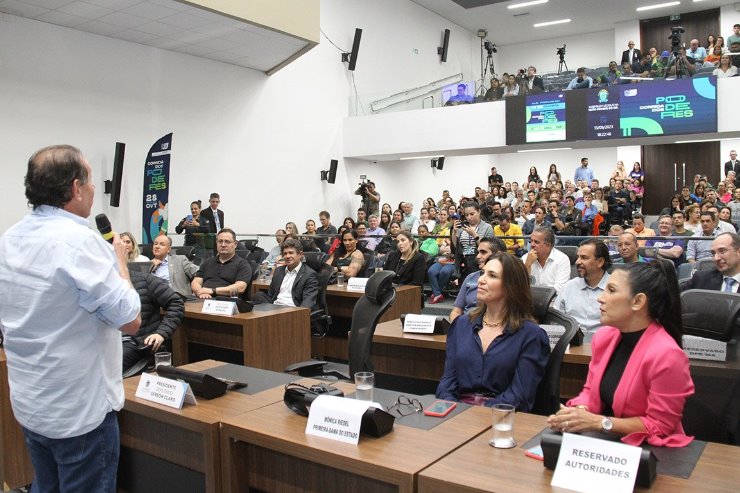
[667,46,697,77]
[354,177,380,216]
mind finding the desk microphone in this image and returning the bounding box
[95,213,115,243]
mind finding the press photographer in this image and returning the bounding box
[354,176,380,216]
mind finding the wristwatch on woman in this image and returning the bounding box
[601,416,614,432]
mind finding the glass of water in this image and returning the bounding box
[354,372,374,401]
[489,403,516,448]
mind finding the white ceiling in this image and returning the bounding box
[0,0,312,73]
[411,0,739,47]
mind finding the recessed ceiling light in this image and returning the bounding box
[533,18,571,28]
[508,0,548,9]
[636,2,680,12]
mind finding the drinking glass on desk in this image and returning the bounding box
[336,273,345,287]
[354,372,374,401]
[259,264,269,280]
[154,352,171,370]
[489,403,516,448]
[229,286,238,298]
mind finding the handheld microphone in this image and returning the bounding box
[95,213,115,243]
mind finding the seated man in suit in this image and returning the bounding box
[150,234,199,297]
[254,238,318,309]
[191,228,252,299]
[683,232,740,292]
[122,271,184,374]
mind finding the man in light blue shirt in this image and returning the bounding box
[686,39,707,63]
[0,145,141,493]
[555,239,611,334]
[574,157,594,183]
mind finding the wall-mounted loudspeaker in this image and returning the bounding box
[436,156,445,170]
[321,159,339,184]
[104,142,125,207]
[438,29,450,62]
[341,28,363,71]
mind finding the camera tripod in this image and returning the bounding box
[557,54,568,75]
[663,48,689,78]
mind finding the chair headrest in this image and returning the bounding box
[365,270,395,304]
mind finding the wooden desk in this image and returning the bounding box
[252,280,422,321]
[118,360,315,493]
[220,398,493,493]
[173,301,310,370]
[371,319,447,382]
[561,343,591,399]
[418,412,740,492]
[0,349,33,491]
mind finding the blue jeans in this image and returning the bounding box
[23,410,119,493]
[428,262,455,296]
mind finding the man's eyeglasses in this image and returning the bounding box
[387,395,423,417]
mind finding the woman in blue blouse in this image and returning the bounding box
[436,253,550,411]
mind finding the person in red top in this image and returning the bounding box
[548,261,694,447]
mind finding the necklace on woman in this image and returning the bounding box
[483,317,503,328]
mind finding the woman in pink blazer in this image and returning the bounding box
[548,261,694,447]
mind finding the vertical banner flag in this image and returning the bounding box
[142,133,172,244]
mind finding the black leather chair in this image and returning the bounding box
[139,243,154,260]
[530,286,557,323]
[303,251,328,271]
[285,270,397,379]
[311,263,334,336]
[240,239,259,251]
[680,290,740,444]
[531,308,580,415]
[174,245,195,260]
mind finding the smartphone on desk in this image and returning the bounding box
[423,400,457,417]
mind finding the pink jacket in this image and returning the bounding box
[567,322,694,447]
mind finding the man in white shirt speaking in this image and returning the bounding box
[0,145,141,492]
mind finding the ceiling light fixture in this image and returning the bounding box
[636,2,681,12]
[517,147,572,153]
[399,155,445,160]
[674,138,716,144]
[508,0,548,9]
[533,18,571,28]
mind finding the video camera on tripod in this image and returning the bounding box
[668,26,685,55]
[556,45,566,59]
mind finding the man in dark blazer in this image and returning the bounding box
[523,66,544,94]
[724,150,740,188]
[199,192,224,234]
[255,238,318,309]
[621,40,641,65]
[683,232,740,292]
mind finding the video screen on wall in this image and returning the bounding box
[526,92,566,143]
[506,77,717,145]
[586,77,717,139]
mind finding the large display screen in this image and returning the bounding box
[506,77,717,145]
[586,77,717,139]
[526,92,566,143]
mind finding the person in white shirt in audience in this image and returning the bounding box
[687,211,722,263]
[149,234,199,297]
[555,239,611,335]
[411,207,436,234]
[523,226,571,295]
[401,202,417,231]
[707,205,736,234]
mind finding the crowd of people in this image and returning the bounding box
[445,26,740,107]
